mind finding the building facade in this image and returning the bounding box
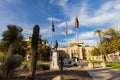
[57,41,94,60]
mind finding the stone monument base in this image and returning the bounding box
[50,51,59,70]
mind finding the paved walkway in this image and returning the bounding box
[11,60,120,80]
[78,60,120,80]
[87,67,120,80]
[83,62,120,80]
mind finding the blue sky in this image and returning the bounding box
[0,0,120,47]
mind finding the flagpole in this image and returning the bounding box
[50,17,53,63]
[66,22,68,59]
[76,27,80,65]
[66,32,68,59]
[50,17,55,63]
[50,28,52,63]
[74,16,80,65]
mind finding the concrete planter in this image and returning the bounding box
[101,62,106,68]
[88,62,94,69]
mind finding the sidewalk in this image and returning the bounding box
[86,67,120,80]
[79,60,120,80]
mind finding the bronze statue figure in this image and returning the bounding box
[54,40,58,51]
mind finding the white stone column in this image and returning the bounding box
[69,53,72,58]
[50,51,59,70]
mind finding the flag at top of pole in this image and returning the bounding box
[74,16,79,28]
[52,17,55,32]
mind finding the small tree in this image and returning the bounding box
[0,25,24,80]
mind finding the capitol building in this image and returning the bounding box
[57,41,94,61]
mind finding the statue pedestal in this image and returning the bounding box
[50,51,59,70]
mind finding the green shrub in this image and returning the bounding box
[0,55,5,64]
[36,64,43,70]
[6,54,23,68]
[0,54,23,79]
[36,64,50,70]
[42,64,50,70]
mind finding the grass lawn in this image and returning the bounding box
[21,60,50,70]
[89,60,120,70]
[107,62,120,70]
[88,60,102,64]
[21,60,49,65]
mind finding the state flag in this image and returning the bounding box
[74,16,79,28]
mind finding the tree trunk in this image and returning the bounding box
[6,43,14,58]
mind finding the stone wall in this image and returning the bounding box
[90,52,120,62]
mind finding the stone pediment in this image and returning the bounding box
[70,45,78,48]
[69,41,84,46]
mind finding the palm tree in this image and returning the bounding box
[104,27,119,38]
[2,24,23,57]
[43,39,48,49]
[1,24,24,79]
[38,38,49,61]
[104,27,120,52]
[103,27,120,61]
[42,39,50,61]
[94,29,105,61]
[94,30,103,45]
[26,37,32,55]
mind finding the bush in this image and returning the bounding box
[0,55,5,64]
[6,55,23,68]
[42,64,50,70]
[36,64,50,70]
[36,65,43,70]
[0,64,6,79]
[0,54,23,79]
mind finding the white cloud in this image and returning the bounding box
[50,0,53,4]
[41,28,49,33]
[58,0,68,8]
[59,30,98,46]
[68,29,74,34]
[6,0,14,2]
[83,39,97,46]
[59,41,67,47]
[56,0,120,47]
[50,0,68,8]
[57,22,65,28]
[23,29,32,34]
[48,17,61,22]
[63,0,120,27]
[59,39,97,47]
[23,25,52,39]
[40,28,51,37]
[0,0,20,3]
[61,29,75,35]
[59,38,97,47]
[78,31,95,40]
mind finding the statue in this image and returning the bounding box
[50,40,59,70]
[54,40,58,51]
